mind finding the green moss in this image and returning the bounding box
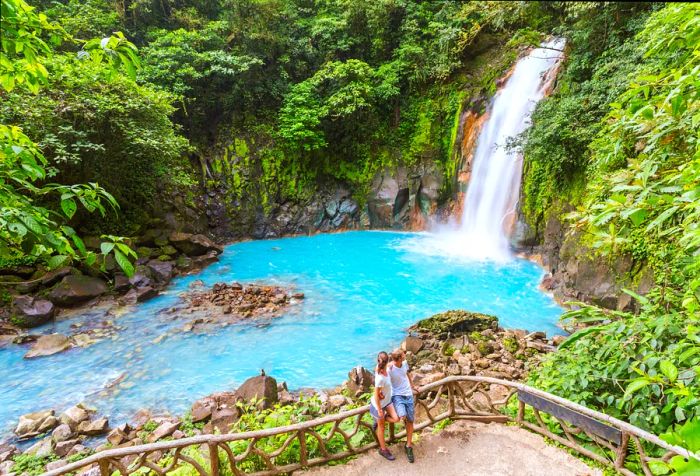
[11,453,59,476]
[503,336,519,353]
[476,341,494,356]
[468,331,489,343]
[415,310,498,336]
[442,342,456,357]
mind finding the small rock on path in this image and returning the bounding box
[302,421,600,476]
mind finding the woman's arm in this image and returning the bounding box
[373,386,384,418]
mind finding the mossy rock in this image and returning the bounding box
[136,247,154,259]
[476,341,494,356]
[468,331,490,343]
[160,245,178,256]
[503,336,519,353]
[413,310,498,337]
[441,342,456,357]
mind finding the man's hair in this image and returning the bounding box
[391,349,405,362]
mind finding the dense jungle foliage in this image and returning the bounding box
[522,2,700,460]
[2,0,700,464]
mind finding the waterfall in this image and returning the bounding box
[395,39,564,262]
[458,39,565,261]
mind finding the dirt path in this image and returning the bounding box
[300,421,601,476]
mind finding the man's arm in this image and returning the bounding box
[407,368,419,393]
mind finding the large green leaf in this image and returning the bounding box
[660,360,679,382]
[558,325,607,350]
[113,249,134,277]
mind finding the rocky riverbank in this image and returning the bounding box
[0,310,564,476]
[0,230,224,347]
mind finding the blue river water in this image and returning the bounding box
[0,231,562,437]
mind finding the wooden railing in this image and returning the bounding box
[43,376,697,476]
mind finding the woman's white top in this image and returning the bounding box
[373,371,393,409]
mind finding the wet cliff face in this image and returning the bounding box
[178,159,446,242]
[515,203,655,312]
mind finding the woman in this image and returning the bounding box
[369,351,399,460]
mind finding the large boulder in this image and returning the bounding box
[15,410,59,439]
[190,397,216,423]
[169,232,222,257]
[51,424,75,443]
[39,267,74,287]
[48,275,108,305]
[77,417,108,436]
[401,336,424,354]
[11,295,56,328]
[60,404,92,430]
[234,374,278,409]
[412,310,498,337]
[0,444,18,464]
[54,439,80,458]
[346,366,373,397]
[24,334,73,358]
[147,420,179,443]
[146,260,174,284]
[25,438,55,458]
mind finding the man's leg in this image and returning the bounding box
[406,419,414,447]
[403,396,416,463]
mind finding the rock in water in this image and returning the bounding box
[146,260,174,283]
[11,296,56,328]
[412,310,498,337]
[15,410,59,439]
[60,404,92,429]
[24,334,73,359]
[169,232,223,256]
[51,424,74,443]
[48,275,108,305]
[235,375,278,409]
[77,417,109,436]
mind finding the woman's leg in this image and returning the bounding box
[376,418,387,450]
[384,403,400,423]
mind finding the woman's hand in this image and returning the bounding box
[378,408,385,419]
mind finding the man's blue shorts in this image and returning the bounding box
[392,394,415,422]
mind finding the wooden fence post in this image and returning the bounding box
[98,460,110,476]
[299,430,308,467]
[208,443,220,476]
[614,433,630,470]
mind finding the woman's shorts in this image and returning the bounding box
[369,402,392,421]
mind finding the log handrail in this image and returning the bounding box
[41,375,697,476]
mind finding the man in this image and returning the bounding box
[388,348,419,463]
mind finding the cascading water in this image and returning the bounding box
[399,39,564,262]
[458,38,565,260]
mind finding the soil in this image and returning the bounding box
[301,420,601,476]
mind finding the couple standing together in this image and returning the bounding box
[370,349,417,462]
